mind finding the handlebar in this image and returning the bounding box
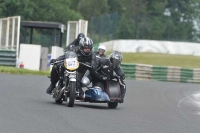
[50,60,64,65]
[79,62,92,68]
[50,60,92,69]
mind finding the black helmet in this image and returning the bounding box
[79,37,93,56]
[109,51,123,67]
[77,33,85,42]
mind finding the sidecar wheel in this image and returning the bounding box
[66,81,76,107]
[107,102,118,108]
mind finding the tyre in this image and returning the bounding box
[107,102,118,108]
[66,81,76,107]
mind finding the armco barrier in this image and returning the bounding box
[0,50,16,67]
[121,63,200,83]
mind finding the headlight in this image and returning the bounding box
[64,58,79,70]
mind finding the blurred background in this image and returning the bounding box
[1,0,199,47]
[1,0,200,82]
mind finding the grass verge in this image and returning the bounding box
[107,52,200,69]
[1,52,200,75]
[0,66,49,76]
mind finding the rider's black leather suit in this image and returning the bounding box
[64,39,79,52]
[91,58,126,99]
[94,51,106,58]
[50,47,97,94]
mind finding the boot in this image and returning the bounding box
[119,85,126,103]
[46,83,55,95]
[77,88,84,100]
[76,78,84,100]
[119,93,125,103]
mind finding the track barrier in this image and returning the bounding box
[121,63,200,83]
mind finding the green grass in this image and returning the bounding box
[106,52,200,69]
[1,52,200,75]
[0,66,50,76]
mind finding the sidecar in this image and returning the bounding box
[84,87,110,103]
[84,80,121,108]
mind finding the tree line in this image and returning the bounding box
[0,0,200,44]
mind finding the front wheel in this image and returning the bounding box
[107,102,118,109]
[66,81,76,107]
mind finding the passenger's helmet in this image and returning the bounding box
[98,45,106,51]
[79,37,93,56]
[77,33,85,42]
[109,51,123,67]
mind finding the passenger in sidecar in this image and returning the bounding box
[83,79,122,103]
[80,73,123,108]
[81,51,126,104]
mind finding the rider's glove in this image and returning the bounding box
[102,77,108,80]
[85,62,91,66]
[50,59,57,64]
[101,76,109,81]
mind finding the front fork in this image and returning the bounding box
[63,70,79,97]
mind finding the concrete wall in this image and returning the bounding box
[19,44,41,70]
[100,40,200,56]
[50,46,64,71]
[51,46,64,60]
[40,47,48,71]
[19,44,63,71]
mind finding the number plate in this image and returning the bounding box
[65,58,78,69]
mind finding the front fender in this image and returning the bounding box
[69,78,76,81]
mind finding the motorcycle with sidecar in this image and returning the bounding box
[50,51,123,108]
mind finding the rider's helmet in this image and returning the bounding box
[77,33,85,42]
[79,37,93,56]
[98,45,106,52]
[109,51,123,67]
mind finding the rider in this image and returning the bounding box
[64,33,85,52]
[95,45,106,58]
[91,50,126,103]
[46,37,97,98]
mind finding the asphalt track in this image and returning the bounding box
[0,74,200,133]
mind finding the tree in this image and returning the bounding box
[1,0,200,42]
[116,0,148,39]
[29,0,82,24]
[0,0,82,24]
[142,0,168,40]
[77,0,109,21]
[165,0,198,41]
[0,0,33,19]
[107,0,122,14]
